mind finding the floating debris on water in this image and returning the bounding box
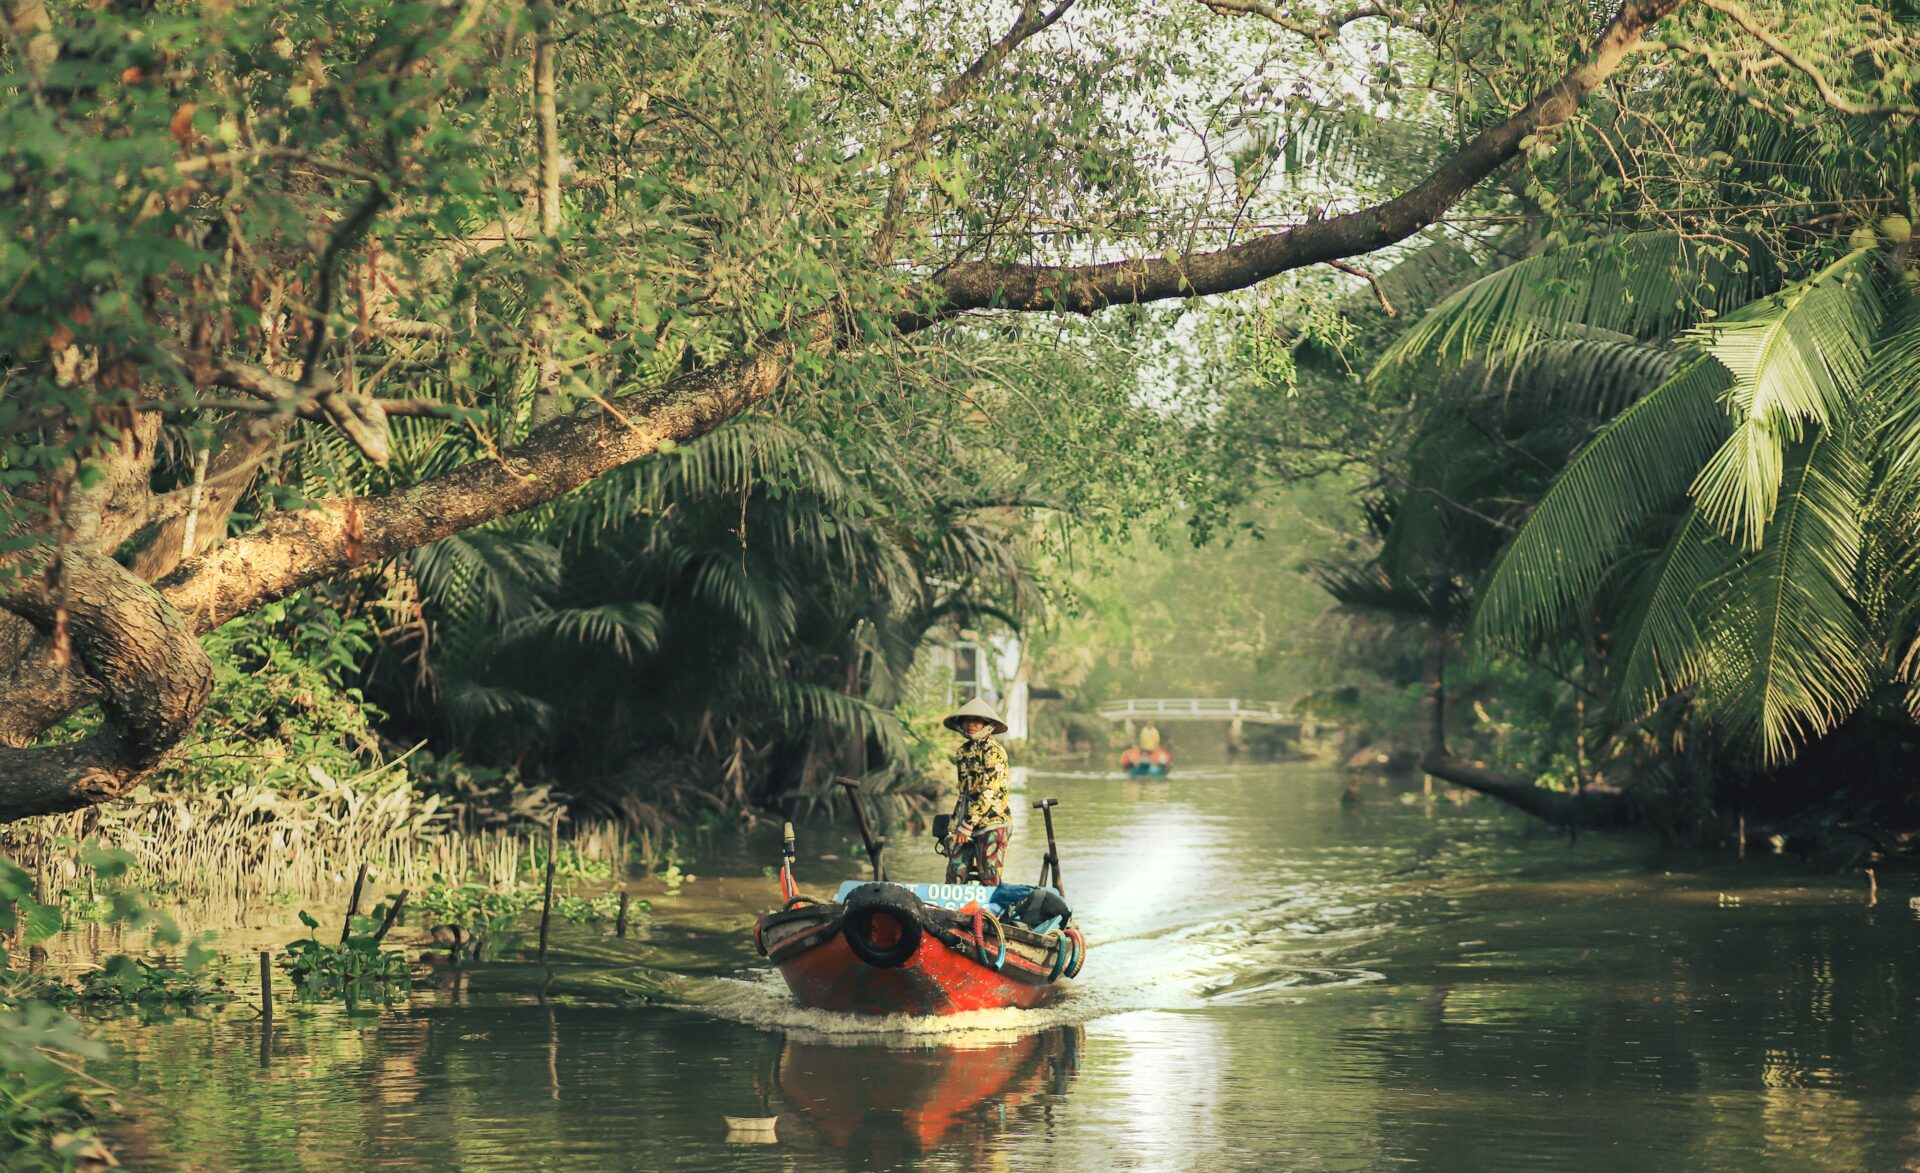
[722,1116,778,1143]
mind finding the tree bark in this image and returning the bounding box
[1417,629,1637,829]
[527,0,566,429]
[0,552,212,818]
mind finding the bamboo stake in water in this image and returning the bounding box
[341,863,368,944]
[258,950,273,1067]
[538,813,560,964]
[371,890,409,943]
[616,890,631,939]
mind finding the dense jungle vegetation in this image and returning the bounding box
[3,0,1919,1164]
[2,2,1919,868]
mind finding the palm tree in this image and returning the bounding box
[1381,235,1920,772]
[357,414,1038,824]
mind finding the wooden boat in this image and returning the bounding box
[753,826,1085,1016]
[1119,746,1171,777]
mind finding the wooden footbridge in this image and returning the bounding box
[1095,698,1298,724]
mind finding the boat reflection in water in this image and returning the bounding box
[762,1024,1082,1162]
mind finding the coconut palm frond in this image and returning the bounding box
[1374,231,1779,377]
[410,531,563,637]
[499,601,666,664]
[1608,509,1737,719]
[1870,298,1920,477]
[1687,249,1886,550]
[1702,433,1874,765]
[1471,356,1731,649]
[440,677,558,737]
[1502,337,1681,419]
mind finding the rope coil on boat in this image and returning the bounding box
[1064,926,1087,978]
[972,908,1007,971]
[1043,930,1070,983]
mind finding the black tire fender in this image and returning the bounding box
[841,883,926,968]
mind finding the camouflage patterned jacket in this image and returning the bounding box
[949,735,1011,835]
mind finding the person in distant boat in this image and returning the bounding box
[1137,721,1161,752]
[939,696,1012,886]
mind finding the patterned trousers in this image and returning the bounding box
[946,826,1012,886]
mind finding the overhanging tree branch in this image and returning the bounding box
[922,0,1686,320]
[1195,0,1429,42]
[870,0,1077,263]
[0,552,212,818]
[1697,0,1920,118]
[156,308,841,636]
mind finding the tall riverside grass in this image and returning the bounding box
[2,775,650,913]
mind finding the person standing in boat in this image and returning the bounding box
[1138,721,1161,753]
[940,696,1012,886]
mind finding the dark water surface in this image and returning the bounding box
[91,764,1920,1171]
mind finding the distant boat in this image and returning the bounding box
[1119,746,1171,777]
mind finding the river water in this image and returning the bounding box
[90,762,1920,1171]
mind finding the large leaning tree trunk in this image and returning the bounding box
[1415,630,1638,829]
[0,0,1720,821]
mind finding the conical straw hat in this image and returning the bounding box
[943,696,1007,736]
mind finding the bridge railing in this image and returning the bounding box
[1094,698,1297,722]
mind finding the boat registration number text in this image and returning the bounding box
[832,881,996,909]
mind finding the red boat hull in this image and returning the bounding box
[774,925,1061,1015]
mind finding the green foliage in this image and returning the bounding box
[413,881,540,958]
[520,842,610,884]
[552,893,633,926]
[1,849,218,1169]
[0,858,62,965]
[0,1000,110,1171]
[1471,356,1733,649]
[1462,249,1914,765]
[1251,48,1920,787]
[0,0,1913,842]
[1685,250,1884,551]
[23,596,451,905]
[412,873,648,961]
[171,595,388,791]
[280,909,410,1000]
[69,954,226,1012]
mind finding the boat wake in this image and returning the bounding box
[680,970,1102,1046]
[647,765,1409,1042]
[673,919,1387,1044]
